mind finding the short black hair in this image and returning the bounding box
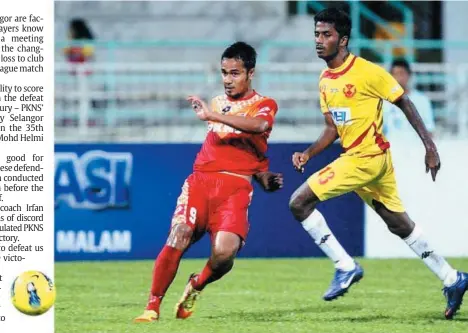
[221,41,257,72]
[391,58,412,75]
[314,8,352,44]
[69,18,94,40]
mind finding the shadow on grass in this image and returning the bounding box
[206,303,369,323]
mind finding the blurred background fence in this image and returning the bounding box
[55,1,468,143]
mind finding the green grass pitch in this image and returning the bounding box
[55,258,468,333]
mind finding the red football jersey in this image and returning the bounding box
[193,90,278,176]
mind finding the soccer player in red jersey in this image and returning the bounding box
[134,41,282,322]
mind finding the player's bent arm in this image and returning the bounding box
[208,112,269,134]
[303,113,338,158]
[394,94,437,151]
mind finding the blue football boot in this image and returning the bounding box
[443,271,468,319]
[323,262,364,301]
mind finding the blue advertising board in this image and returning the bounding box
[54,143,364,261]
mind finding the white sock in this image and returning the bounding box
[302,209,356,271]
[404,225,458,287]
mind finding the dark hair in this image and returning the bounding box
[391,58,412,75]
[221,41,257,72]
[314,8,352,44]
[69,18,94,40]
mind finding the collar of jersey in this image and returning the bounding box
[327,53,356,73]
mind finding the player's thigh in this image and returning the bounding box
[169,174,209,248]
[209,183,253,245]
[307,155,379,202]
[355,154,405,213]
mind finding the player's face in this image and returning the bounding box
[314,22,346,60]
[221,58,254,99]
[391,66,410,90]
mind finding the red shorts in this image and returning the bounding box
[170,171,253,242]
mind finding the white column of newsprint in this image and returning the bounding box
[0,1,54,332]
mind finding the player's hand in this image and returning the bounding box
[187,95,213,121]
[425,148,441,181]
[292,152,309,173]
[255,171,283,192]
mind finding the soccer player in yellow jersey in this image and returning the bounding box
[289,8,467,320]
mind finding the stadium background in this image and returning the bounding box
[53,2,468,332]
[54,1,468,262]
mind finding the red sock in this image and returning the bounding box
[192,259,214,291]
[146,245,183,311]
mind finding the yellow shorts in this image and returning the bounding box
[307,151,405,213]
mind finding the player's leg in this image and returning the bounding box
[193,231,241,289]
[289,181,356,273]
[289,155,378,300]
[133,224,193,323]
[356,152,467,319]
[175,173,251,319]
[175,231,242,319]
[374,203,467,319]
[134,174,208,322]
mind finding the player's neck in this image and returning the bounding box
[327,50,350,69]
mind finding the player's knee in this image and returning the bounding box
[289,192,311,221]
[376,202,415,238]
[387,220,415,238]
[166,224,193,250]
[212,242,239,266]
[289,192,303,217]
[289,183,318,221]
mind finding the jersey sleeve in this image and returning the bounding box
[318,71,329,114]
[253,98,278,128]
[366,64,405,103]
[319,86,329,114]
[210,98,217,112]
[205,98,217,127]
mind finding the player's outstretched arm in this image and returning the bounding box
[292,113,338,173]
[394,94,441,181]
[187,95,269,134]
